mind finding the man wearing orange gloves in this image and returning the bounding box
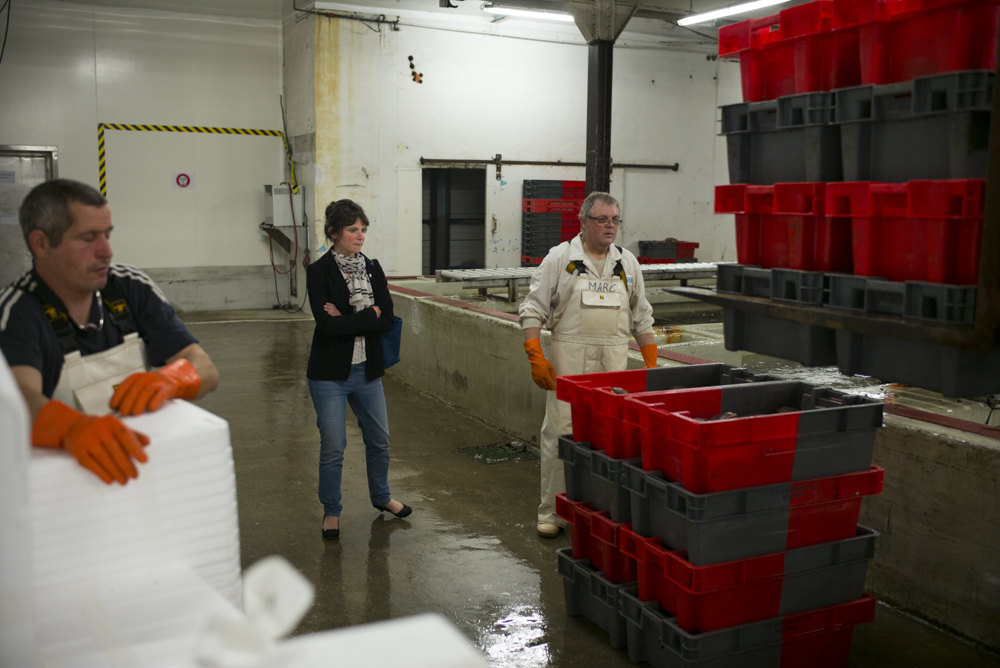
[0,180,219,485]
[519,191,657,538]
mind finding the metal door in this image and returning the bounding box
[0,146,58,287]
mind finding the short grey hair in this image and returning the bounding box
[20,179,107,254]
[579,191,619,223]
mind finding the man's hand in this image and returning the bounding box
[110,358,202,416]
[523,338,557,391]
[32,400,149,485]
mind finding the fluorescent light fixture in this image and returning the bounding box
[480,4,575,21]
[677,0,790,25]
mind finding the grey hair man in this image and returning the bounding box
[517,191,658,538]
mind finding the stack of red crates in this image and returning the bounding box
[521,180,585,266]
[715,0,993,281]
[554,364,885,667]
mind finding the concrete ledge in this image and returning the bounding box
[387,288,545,443]
[860,414,1000,649]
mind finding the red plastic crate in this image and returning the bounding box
[558,369,649,458]
[624,590,877,668]
[619,525,875,633]
[832,0,1000,85]
[556,364,771,459]
[621,381,882,494]
[520,255,544,265]
[561,219,580,242]
[522,198,584,213]
[555,494,637,584]
[625,465,885,565]
[825,179,985,284]
[715,184,852,271]
[719,0,861,102]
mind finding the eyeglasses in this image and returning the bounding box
[587,215,623,227]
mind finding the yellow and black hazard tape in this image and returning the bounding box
[97,123,298,197]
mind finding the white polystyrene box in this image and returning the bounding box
[0,354,37,668]
[265,613,490,668]
[33,566,242,668]
[29,400,243,607]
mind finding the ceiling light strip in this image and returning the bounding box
[677,0,790,26]
[481,4,575,21]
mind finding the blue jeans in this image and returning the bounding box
[308,364,392,517]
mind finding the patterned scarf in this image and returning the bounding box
[333,252,375,310]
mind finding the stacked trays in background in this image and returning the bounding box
[636,240,701,265]
[521,180,585,266]
[714,0,1000,397]
[553,364,884,667]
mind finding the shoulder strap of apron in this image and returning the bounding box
[101,277,138,337]
[566,253,627,286]
[28,276,138,354]
[27,280,80,354]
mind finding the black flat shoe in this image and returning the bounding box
[373,502,412,519]
[322,517,340,540]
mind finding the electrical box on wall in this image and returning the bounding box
[264,184,304,226]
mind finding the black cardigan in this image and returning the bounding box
[306,251,395,382]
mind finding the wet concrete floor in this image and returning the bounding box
[185,312,1000,668]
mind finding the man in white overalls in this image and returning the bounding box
[0,180,219,486]
[518,192,658,538]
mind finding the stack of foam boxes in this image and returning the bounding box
[521,180,585,266]
[714,0,1000,397]
[553,364,885,667]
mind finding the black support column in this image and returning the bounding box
[586,39,614,195]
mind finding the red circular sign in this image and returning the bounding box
[176,173,191,188]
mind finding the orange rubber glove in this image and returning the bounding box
[32,400,150,485]
[110,358,202,416]
[524,338,557,391]
[641,344,659,369]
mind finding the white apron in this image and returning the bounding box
[539,274,633,525]
[52,332,149,415]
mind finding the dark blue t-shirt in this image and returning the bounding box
[0,264,198,398]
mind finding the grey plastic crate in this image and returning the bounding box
[833,70,993,182]
[720,95,843,185]
[624,465,882,566]
[827,274,977,324]
[836,330,1000,398]
[638,240,699,260]
[723,307,837,366]
[718,265,826,305]
[523,179,585,199]
[523,188,577,198]
[558,437,638,523]
[523,212,570,225]
[716,264,770,298]
[522,231,563,243]
[556,547,632,650]
[770,268,826,305]
[620,587,875,668]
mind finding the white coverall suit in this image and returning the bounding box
[518,235,655,526]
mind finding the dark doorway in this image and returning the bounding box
[422,168,486,273]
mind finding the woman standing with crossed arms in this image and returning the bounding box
[306,199,411,540]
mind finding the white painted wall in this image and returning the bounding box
[1,2,740,305]
[308,17,742,274]
[0,0,285,272]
